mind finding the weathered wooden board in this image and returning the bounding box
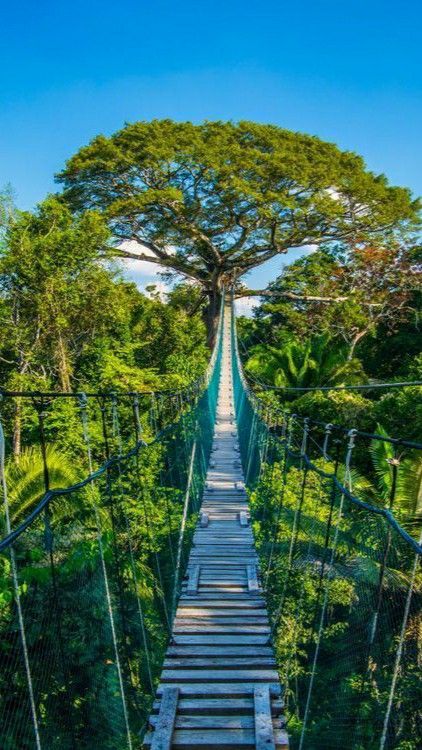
[254,684,276,750]
[247,565,259,593]
[145,728,289,748]
[163,657,276,669]
[177,601,266,609]
[150,686,179,750]
[172,635,271,646]
[150,716,285,730]
[166,646,274,658]
[186,566,200,595]
[160,669,279,682]
[156,683,282,697]
[239,511,249,527]
[152,698,284,716]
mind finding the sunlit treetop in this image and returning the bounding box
[57,120,420,335]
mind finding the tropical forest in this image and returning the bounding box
[0,120,421,749]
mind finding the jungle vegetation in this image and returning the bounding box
[0,120,420,748]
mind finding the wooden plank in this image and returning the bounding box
[160,669,279,682]
[189,587,247,594]
[196,580,247,586]
[172,635,271,646]
[192,543,253,549]
[193,534,253,541]
[179,594,265,600]
[175,615,268,623]
[150,685,179,750]
[239,511,249,527]
[152,698,284,716]
[156,683,282,697]
[183,577,259,582]
[163,657,276,668]
[178,600,265,608]
[186,566,200,595]
[192,586,247,592]
[172,625,271,634]
[150,716,285,730]
[254,684,276,750]
[152,698,254,716]
[145,728,289,748]
[181,588,258,592]
[199,512,209,528]
[194,530,252,536]
[247,565,259,593]
[166,646,274,658]
[190,548,255,555]
[174,621,269,630]
[175,609,267,616]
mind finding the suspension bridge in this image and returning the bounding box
[0,297,421,749]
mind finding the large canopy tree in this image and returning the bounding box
[57,120,419,342]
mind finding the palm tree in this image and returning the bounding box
[331,425,422,531]
[2,445,78,527]
[368,425,422,527]
[244,334,366,389]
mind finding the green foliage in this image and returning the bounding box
[0,197,208,396]
[237,240,421,443]
[292,390,374,428]
[0,188,215,746]
[250,453,422,749]
[373,385,422,443]
[2,445,78,526]
[57,120,419,338]
[0,368,217,747]
[0,121,420,748]
[245,334,366,388]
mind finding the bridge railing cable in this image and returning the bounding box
[0,300,224,749]
[231,298,422,750]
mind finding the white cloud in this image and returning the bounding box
[118,240,173,293]
[234,296,259,318]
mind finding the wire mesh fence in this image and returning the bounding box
[232,301,422,750]
[0,310,223,749]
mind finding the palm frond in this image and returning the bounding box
[4,445,79,523]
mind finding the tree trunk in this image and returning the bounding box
[205,287,223,348]
[347,330,368,361]
[56,333,72,392]
[13,399,21,458]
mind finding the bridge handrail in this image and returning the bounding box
[0,296,225,554]
[231,298,422,555]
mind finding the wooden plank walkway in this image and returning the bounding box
[143,306,288,750]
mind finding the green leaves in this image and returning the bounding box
[245,335,366,389]
[0,191,209,394]
[57,120,420,298]
[3,445,78,524]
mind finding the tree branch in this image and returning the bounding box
[113,247,207,283]
[235,288,382,306]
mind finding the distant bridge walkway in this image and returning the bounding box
[144,306,288,749]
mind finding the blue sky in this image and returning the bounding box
[1,0,421,291]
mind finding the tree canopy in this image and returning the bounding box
[0,196,208,396]
[57,120,420,337]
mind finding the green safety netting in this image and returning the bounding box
[231,299,422,750]
[0,305,223,750]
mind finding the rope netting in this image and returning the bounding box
[0,308,223,749]
[232,300,422,750]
